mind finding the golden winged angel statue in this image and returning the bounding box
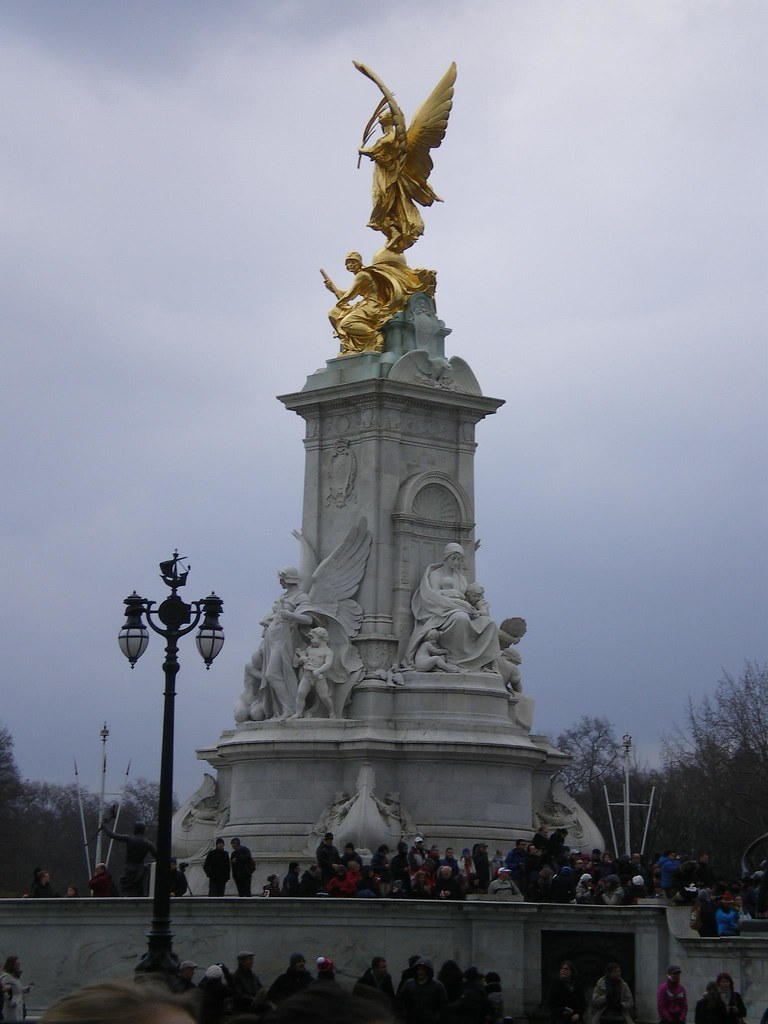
[355,61,457,254]
[320,62,456,356]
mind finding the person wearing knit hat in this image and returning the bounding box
[268,953,312,1004]
[598,873,626,907]
[316,957,336,982]
[625,874,648,904]
[198,964,231,1024]
[574,873,595,905]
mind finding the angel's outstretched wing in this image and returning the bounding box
[402,62,457,206]
[292,529,318,586]
[305,518,372,637]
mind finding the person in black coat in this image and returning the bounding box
[203,838,231,897]
[551,866,577,903]
[549,961,587,1024]
[472,843,491,891]
[696,983,729,1024]
[390,842,411,887]
[434,865,465,901]
[298,864,323,896]
[354,957,396,1011]
[448,967,491,1024]
[436,960,464,1003]
[281,861,300,897]
[230,838,254,898]
[316,832,341,884]
[716,973,747,1022]
[268,953,313,1004]
[198,964,233,1024]
[230,952,269,1016]
[399,959,448,1024]
[169,858,189,897]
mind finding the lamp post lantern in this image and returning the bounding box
[118,552,224,975]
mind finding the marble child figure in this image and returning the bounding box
[465,582,490,616]
[414,629,461,673]
[292,627,335,719]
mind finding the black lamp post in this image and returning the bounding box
[118,552,224,975]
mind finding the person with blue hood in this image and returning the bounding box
[398,958,448,1024]
[551,865,577,903]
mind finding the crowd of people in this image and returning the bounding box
[20,826,768,941]
[23,953,763,1024]
[31,951,507,1024]
[194,828,767,936]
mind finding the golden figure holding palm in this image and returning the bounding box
[355,61,457,254]
[321,62,456,355]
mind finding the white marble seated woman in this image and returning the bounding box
[405,543,500,672]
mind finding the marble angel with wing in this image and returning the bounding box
[355,61,456,254]
[238,519,372,723]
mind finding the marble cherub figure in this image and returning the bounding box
[414,628,462,674]
[292,627,335,719]
[496,617,527,693]
[464,582,490,617]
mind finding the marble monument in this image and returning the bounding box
[174,62,601,881]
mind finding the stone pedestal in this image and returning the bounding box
[278,375,503,671]
[197,671,569,869]
[176,296,602,884]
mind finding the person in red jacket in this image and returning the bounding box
[325,866,357,896]
[658,966,688,1024]
[88,862,115,897]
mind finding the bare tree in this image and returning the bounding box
[662,662,768,875]
[122,777,164,834]
[0,725,22,893]
[556,715,621,806]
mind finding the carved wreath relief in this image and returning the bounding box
[326,439,357,508]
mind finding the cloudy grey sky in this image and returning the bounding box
[1,0,765,803]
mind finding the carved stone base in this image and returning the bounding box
[177,668,591,891]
